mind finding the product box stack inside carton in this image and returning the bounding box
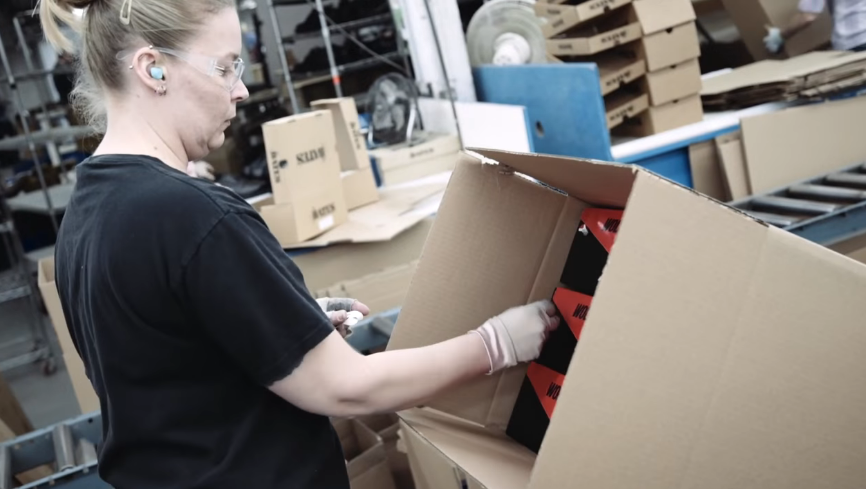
[369,133,461,187]
[388,149,866,489]
[260,111,348,245]
[540,0,703,136]
[311,98,380,210]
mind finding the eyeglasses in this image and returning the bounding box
[117,46,245,92]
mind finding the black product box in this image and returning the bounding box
[506,208,623,453]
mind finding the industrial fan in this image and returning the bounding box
[367,73,422,146]
[466,0,547,66]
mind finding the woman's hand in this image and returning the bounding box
[315,298,370,337]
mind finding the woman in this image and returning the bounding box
[39,0,560,487]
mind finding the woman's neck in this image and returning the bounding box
[95,106,189,173]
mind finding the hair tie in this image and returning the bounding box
[119,0,133,25]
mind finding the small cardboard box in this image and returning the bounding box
[259,184,348,246]
[332,418,398,489]
[388,148,866,489]
[545,15,643,57]
[536,0,633,38]
[311,98,371,172]
[380,152,459,187]
[36,258,100,414]
[262,111,343,206]
[548,51,647,96]
[618,93,703,136]
[604,87,649,129]
[638,21,701,72]
[342,167,379,210]
[369,134,461,172]
[642,58,702,106]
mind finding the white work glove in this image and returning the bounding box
[186,161,215,181]
[764,26,784,53]
[316,297,370,338]
[470,300,560,374]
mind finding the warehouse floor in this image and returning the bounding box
[0,298,80,430]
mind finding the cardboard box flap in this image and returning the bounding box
[529,172,866,488]
[468,149,637,208]
[387,159,573,426]
[632,0,695,35]
[283,172,449,249]
[400,409,534,489]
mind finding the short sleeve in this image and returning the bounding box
[181,211,334,386]
[799,0,825,14]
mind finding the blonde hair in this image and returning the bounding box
[38,0,234,132]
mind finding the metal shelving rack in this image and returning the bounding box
[0,10,67,375]
[267,0,411,113]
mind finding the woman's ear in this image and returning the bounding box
[130,47,167,94]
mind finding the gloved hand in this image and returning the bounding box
[316,298,370,338]
[764,26,784,53]
[470,300,560,374]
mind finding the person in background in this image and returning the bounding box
[38,0,560,488]
[765,0,866,54]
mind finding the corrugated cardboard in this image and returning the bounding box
[741,95,866,194]
[358,414,415,489]
[536,0,633,38]
[688,139,729,201]
[391,148,866,489]
[369,134,461,172]
[293,217,433,292]
[262,111,343,206]
[701,51,866,109]
[714,131,751,200]
[36,258,100,414]
[719,0,832,61]
[604,90,649,129]
[830,233,866,266]
[311,98,371,172]
[342,167,379,210]
[282,172,448,249]
[315,262,418,315]
[643,58,702,106]
[617,93,703,136]
[381,153,458,187]
[333,418,398,489]
[260,185,349,245]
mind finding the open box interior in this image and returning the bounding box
[388,149,866,489]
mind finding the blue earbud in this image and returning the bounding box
[149,66,165,80]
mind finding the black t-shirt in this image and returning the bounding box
[55,154,349,489]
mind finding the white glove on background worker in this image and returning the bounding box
[186,161,215,181]
[470,300,560,374]
[764,26,784,54]
[316,298,370,338]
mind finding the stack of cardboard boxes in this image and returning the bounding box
[540,0,703,136]
[260,98,380,246]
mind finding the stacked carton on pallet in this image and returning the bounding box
[540,0,703,136]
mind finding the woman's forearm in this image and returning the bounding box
[344,334,491,415]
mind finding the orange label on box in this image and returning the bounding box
[527,362,566,419]
[581,208,624,253]
[553,288,593,340]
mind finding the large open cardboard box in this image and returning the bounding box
[388,149,866,489]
